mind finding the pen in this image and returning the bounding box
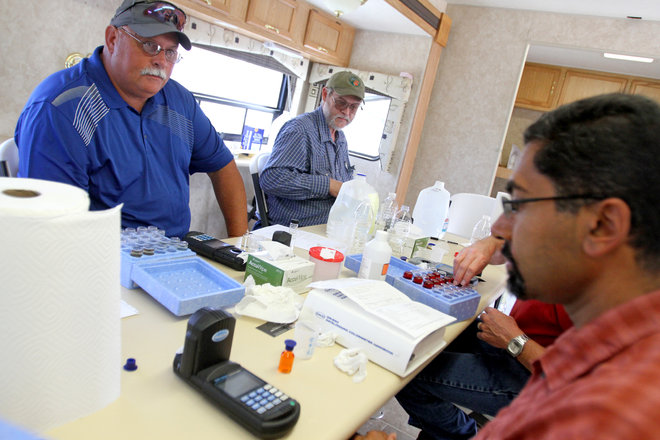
[435,238,460,245]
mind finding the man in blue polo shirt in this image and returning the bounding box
[15,0,247,238]
[259,71,364,227]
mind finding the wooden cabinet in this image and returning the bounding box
[556,70,627,107]
[515,63,562,111]
[515,63,660,111]
[245,0,302,42]
[187,0,248,21]
[303,9,355,66]
[628,80,660,104]
[180,0,356,66]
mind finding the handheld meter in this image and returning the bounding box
[173,308,300,439]
[184,231,246,271]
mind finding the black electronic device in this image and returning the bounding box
[271,230,292,247]
[184,231,246,271]
[173,308,300,439]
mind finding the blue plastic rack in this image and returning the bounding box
[344,255,481,321]
[120,228,245,316]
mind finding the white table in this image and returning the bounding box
[47,229,506,440]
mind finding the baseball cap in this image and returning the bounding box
[326,71,365,100]
[111,1,192,50]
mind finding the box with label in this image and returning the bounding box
[301,288,453,377]
[244,253,314,293]
[388,233,430,259]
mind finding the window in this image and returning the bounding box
[170,45,288,149]
[342,93,391,159]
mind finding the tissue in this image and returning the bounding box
[234,276,304,323]
[334,348,368,383]
[0,178,121,432]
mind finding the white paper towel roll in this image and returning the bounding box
[0,178,121,433]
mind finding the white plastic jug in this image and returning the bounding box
[412,181,451,239]
[326,174,379,248]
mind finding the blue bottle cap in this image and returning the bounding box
[123,358,138,371]
[284,339,297,351]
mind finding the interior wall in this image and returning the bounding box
[0,0,115,140]
[348,30,431,206]
[406,5,660,207]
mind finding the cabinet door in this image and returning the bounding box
[188,0,248,21]
[246,0,299,42]
[628,80,660,104]
[557,70,628,107]
[515,64,562,111]
[303,9,355,66]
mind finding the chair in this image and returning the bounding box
[0,138,18,177]
[445,193,496,239]
[248,151,272,228]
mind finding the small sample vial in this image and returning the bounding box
[278,339,296,373]
[289,219,299,250]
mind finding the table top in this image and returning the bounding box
[47,228,506,440]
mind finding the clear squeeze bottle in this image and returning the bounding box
[278,339,296,373]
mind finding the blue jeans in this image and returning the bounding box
[395,321,530,440]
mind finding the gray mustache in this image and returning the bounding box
[141,67,166,80]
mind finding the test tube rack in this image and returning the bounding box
[120,227,245,316]
[344,255,481,321]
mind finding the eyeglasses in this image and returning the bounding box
[501,193,608,216]
[115,1,187,31]
[330,94,362,113]
[118,26,182,64]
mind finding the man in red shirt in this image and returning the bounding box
[473,93,660,439]
[358,93,660,440]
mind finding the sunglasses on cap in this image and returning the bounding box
[115,1,187,31]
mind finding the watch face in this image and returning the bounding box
[507,340,520,356]
[507,335,527,357]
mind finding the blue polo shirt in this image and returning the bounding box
[15,46,234,238]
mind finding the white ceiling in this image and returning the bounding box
[307,0,660,35]
[306,0,660,78]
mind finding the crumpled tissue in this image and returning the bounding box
[334,347,368,383]
[234,275,304,323]
[259,240,294,260]
[316,331,339,347]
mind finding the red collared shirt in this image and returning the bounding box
[476,289,660,440]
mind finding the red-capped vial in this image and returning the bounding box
[423,280,434,289]
[403,271,413,280]
[413,276,423,284]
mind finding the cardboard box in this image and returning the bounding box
[390,234,429,259]
[300,287,454,377]
[244,253,314,293]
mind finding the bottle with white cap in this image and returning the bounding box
[358,230,392,281]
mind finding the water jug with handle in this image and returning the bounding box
[412,181,450,239]
[326,174,379,250]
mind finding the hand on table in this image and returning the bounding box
[453,236,504,286]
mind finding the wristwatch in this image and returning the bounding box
[506,334,529,358]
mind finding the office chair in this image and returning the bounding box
[248,152,272,229]
[445,193,496,240]
[0,138,18,177]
